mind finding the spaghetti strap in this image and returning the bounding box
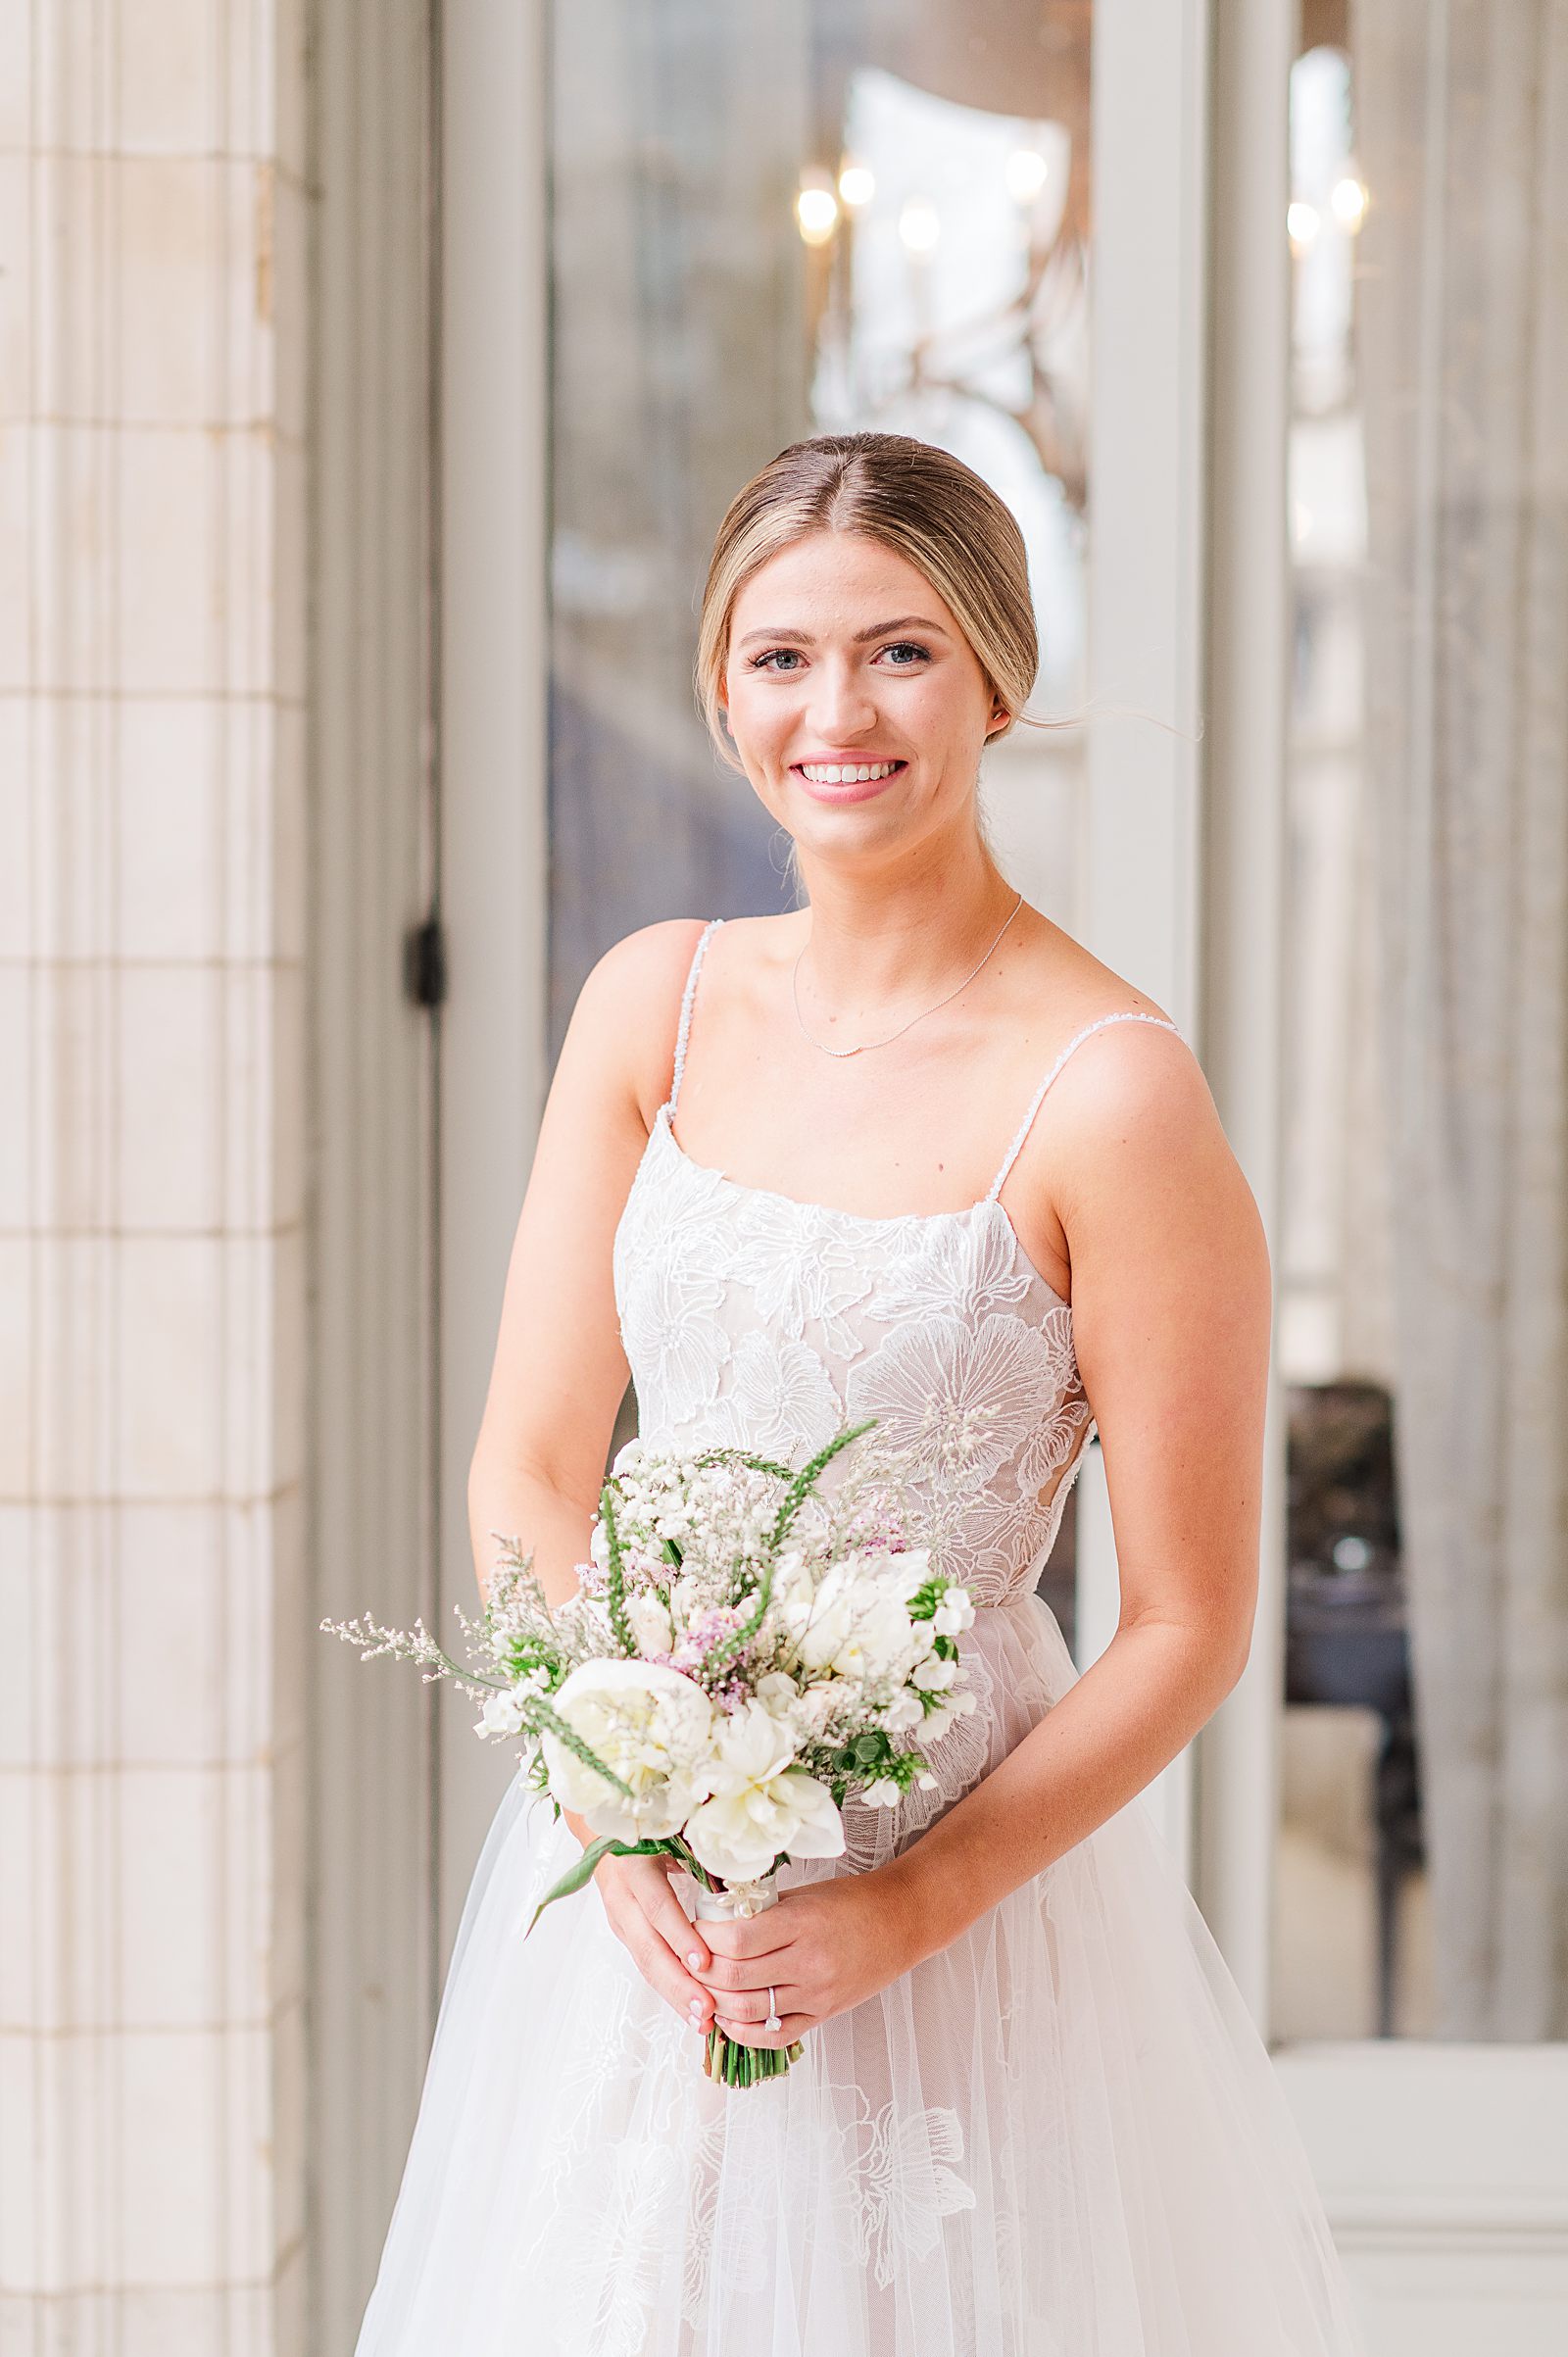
[984,1008,1185,1203]
[665,917,725,1117]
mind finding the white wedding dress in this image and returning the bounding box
[354,917,1368,2356]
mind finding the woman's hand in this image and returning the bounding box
[592,1850,720,2037]
[694,1871,922,2047]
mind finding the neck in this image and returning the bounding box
[788,838,1022,1010]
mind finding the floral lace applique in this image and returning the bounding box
[612,1112,1096,1611]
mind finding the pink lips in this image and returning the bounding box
[790,760,907,806]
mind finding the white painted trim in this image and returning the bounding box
[1080,0,1213,1888]
[1189,0,1295,2020]
[1197,8,1568,2338]
[1274,2043,1568,2248]
[305,4,444,2341]
[436,0,553,1954]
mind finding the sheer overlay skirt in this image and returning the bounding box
[353,1595,1367,2357]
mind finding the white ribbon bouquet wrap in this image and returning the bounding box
[324,1416,977,2088]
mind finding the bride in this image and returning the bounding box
[353,431,1367,2353]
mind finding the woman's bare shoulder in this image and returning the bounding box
[565,915,718,1117]
[1029,921,1179,1037]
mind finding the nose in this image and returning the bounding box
[806,654,879,741]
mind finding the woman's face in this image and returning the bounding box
[720,530,1008,864]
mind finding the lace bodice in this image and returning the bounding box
[612,918,1184,1610]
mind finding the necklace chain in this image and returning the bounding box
[790,890,1025,1058]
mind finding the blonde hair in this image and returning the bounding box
[694,431,1040,775]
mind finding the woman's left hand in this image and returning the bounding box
[694,1869,923,2046]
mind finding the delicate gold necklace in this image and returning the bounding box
[790,891,1025,1058]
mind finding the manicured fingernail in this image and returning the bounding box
[686,1950,704,1968]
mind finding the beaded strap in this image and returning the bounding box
[984,1009,1184,1203]
[667,918,725,1116]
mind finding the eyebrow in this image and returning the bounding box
[734,614,954,650]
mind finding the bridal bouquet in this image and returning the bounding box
[322,1417,976,2087]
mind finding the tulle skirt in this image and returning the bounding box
[353,1593,1367,2356]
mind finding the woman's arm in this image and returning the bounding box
[883,1022,1270,1952]
[466,916,722,2030]
[466,920,699,1608]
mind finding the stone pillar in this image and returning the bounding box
[0,4,311,2347]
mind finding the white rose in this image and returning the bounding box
[477,1688,526,1739]
[683,1700,845,1884]
[624,1591,674,1656]
[539,1657,713,1842]
[754,1669,801,1714]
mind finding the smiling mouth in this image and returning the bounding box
[791,760,907,785]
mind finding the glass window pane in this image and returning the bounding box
[547,5,1094,1047]
[1274,18,1568,2043]
[548,2,1098,1590]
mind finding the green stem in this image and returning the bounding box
[516,1695,634,1801]
[599,1486,638,1659]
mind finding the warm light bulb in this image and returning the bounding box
[1330,175,1367,231]
[898,198,940,254]
[796,184,840,246]
[1287,201,1320,251]
[838,163,875,208]
[1004,148,1050,203]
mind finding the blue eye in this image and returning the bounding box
[880,641,931,666]
[749,648,805,672]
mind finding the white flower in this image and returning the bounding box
[589,1519,611,1572]
[793,1683,842,1737]
[881,1690,925,1734]
[624,1591,674,1656]
[539,1657,714,1842]
[683,1700,845,1883]
[771,1546,814,1610]
[670,1571,706,1622]
[477,1688,526,1739]
[883,1547,934,1602]
[786,1567,916,1682]
[933,1586,975,1636]
[862,1777,903,1809]
[754,1669,801,1714]
[912,1653,958,1692]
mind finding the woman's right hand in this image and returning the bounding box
[592,1848,718,2036]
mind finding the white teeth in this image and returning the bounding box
[798,761,901,784]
